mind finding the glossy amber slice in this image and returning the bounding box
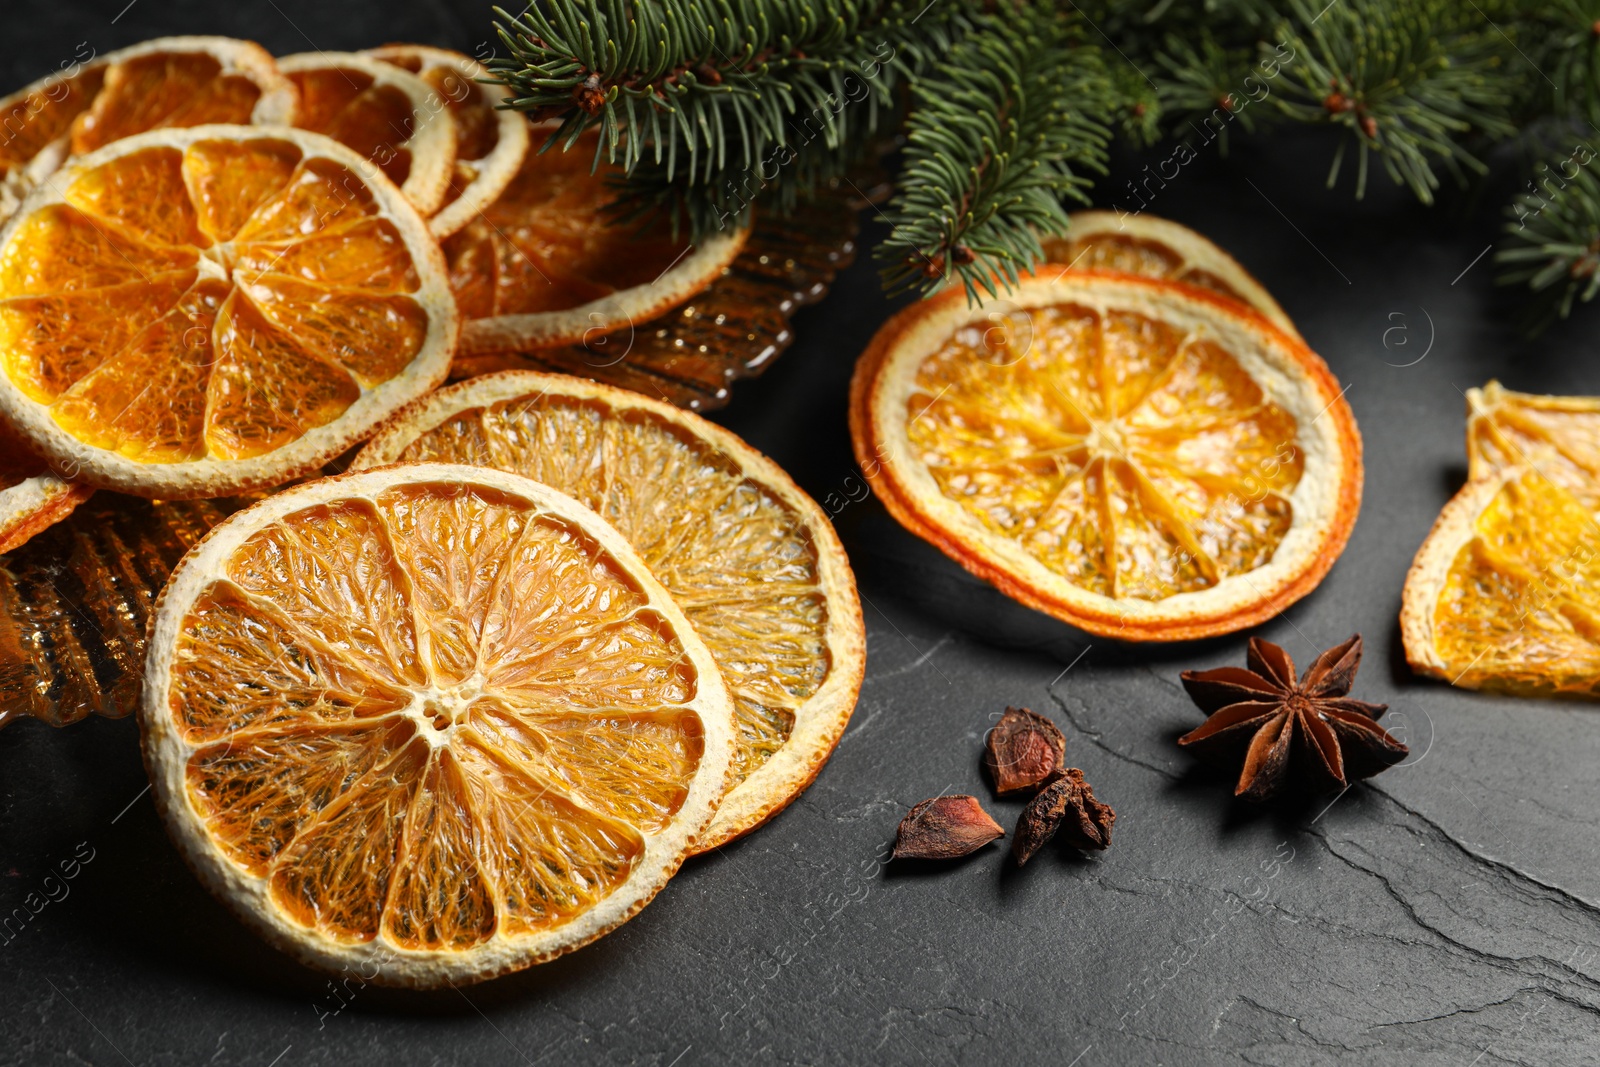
[442,130,689,318]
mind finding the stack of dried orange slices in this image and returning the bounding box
[852,214,1362,640]
[1402,381,1600,697]
[0,35,860,988]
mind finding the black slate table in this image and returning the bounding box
[4,4,1599,1064]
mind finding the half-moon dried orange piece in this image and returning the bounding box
[851,271,1361,641]
[0,419,91,553]
[141,463,735,986]
[278,52,458,218]
[0,125,457,499]
[443,129,748,356]
[1403,381,1600,698]
[1402,464,1600,698]
[366,45,530,239]
[356,372,865,849]
[0,37,295,222]
[1042,211,1300,341]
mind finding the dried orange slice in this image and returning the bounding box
[1402,381,1600,698]
[141,463,735,986]
[444,129,749,356]
[0,125,457,499]
[1402,465,1600,698]
[0,419,91,553]
[0,37,295,220]
[278,52,458,218]
[1041,211,1300,341]
[851,272,1361,641]
[356,372,865,848]
[366,45,530,239]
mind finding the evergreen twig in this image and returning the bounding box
[876,8,1110,300]
[488,0,1600,328]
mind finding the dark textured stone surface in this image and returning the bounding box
[3,3,1600,1064]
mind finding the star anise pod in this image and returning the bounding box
[1177,635,1408,802]
[1012,768,1115,865]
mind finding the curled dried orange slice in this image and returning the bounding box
[356,372,865,848]
[141,463,735,986]
[444,129,748,356]
[279,52,458,218]
[0,419,91,553]
[366,45,530,239]
[0,37,295,220]
[851,272,1361,641]
[1402,466,1600,698]
[1403,382,1600,698]
[0,125,457,499]
[1042,211,1300,341]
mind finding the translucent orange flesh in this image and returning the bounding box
[287,69,416,189]
[1433,471,1600,697]
[389,394,830,786]
[905,302,1303,601]
[1043,233,1248,304]
[1468,391,1600,508]
[0,68,105,173]
[442,131,690,319]
[174,482,707,947]
[0,139,429,463]
[71,53,261,155]
[369,52,501,217]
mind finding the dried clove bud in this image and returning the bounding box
[1012,768,1114,865]
[893,795,1005,860]
[983,706,1066,797]
[572,73,606,116]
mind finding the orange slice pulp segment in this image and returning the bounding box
[367,45,530,239]
[1466,379,1600,502]
[279,53,458,218]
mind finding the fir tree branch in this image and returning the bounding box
[1496,141,1600,329]
[1271,0,1520,203]
[1518,0,1600,128]
[876,7,1111,301]
[488,0,969,186]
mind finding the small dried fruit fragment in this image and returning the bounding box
[984,705,1066,797]
[893,795,1004,860]
[1012,769,1115,865]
